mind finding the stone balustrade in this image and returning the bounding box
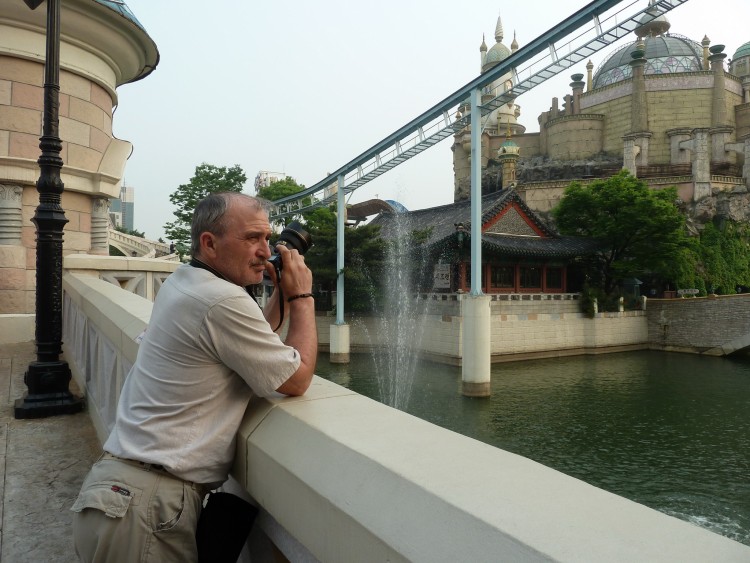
[64,253,180,302]
[59,271,750,561]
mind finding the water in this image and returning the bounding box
[316,350,750,546]
[353,212,431,410]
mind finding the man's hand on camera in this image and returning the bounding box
[274,244,313,298]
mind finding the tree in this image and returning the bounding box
[291,204,386,313]
[256,176,306,202]
[257,177,312,227]
[164,163,247,247]
[552,171,688,295]
[688,220,750,294]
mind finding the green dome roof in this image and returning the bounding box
[734,41,750,60]
[593,34,702,89]
[483,42,511,71]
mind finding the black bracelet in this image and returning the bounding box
[287,293,314,303]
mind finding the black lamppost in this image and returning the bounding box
[15,0,84,418]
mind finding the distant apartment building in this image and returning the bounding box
[110,185,135,231]
[254,171,287,194]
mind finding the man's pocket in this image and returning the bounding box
[71,481,140,518]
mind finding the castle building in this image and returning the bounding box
[0,0,157,314]
[452,4,750,232]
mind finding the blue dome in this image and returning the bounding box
[384,200,409,213]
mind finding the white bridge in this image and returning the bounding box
[107,227,174,259]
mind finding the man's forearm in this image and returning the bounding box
[276,296,317,395]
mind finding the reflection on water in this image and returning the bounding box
[316,350,750,546]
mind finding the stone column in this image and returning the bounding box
[549,97,559,120]
[624,42,651,172]
[623,132,650,175]
[724,136,750,189]
[570,74,585,115]
[630,42,649,135]
[0,184,27,314]
[586,60,594,91]
[709,45,734,166]
[90,197,110,255]
[0,184,23,245]
[709,45,729,127]
[680,128,711,200]
[622,135,640,175]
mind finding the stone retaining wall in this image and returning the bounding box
[647,294,750,354]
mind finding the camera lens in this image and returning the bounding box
[268,221,312,272]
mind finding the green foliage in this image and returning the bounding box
[580,285,603,318]
[164,163,247,247]
[257,177,306,203]
[688,220,750,294]
[343,232,386,314]
[109,245,125,257]
[298,205,386,313]
[257,177,312,227]
[553,170,688,295]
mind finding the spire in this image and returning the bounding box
[495,14,504,43]
[480,33,488,71]
[511,31,518,52]
[636,0,670,38]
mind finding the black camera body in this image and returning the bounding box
[267,221,312,279]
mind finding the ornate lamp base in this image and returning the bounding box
[14,361,85,419]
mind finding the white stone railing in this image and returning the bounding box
[64,254,180,302]
[60,272,750,562]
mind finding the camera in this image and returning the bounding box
[267,221,312,277]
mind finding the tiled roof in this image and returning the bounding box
[371,189,599,259]
[481,233,598,258]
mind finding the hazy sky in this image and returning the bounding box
[113,0,749,242]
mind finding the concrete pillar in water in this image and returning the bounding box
[461,294,491,397]
[329,323,350,364]
[330,174,350,364]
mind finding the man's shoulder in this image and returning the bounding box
[166,265,254,308]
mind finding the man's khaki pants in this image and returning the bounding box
[71,454,207,563]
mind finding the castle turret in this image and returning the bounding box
[497,128,520,189]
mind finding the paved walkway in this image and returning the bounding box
[0,342,100,562]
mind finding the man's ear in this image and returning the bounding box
[199,231,218,257]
